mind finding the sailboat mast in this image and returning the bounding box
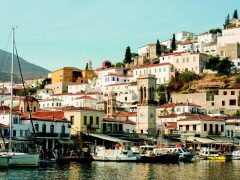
[9,27,15,151]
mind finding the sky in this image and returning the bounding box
[0,0,238,71]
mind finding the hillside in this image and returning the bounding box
[0,49,50,82]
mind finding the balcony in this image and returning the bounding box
[35,132,58,137]
[102,130,124,135]
[207,131,221,136]
[87,124,99,129]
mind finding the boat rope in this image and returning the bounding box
[13,40,37,145]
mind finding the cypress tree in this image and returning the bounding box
[156,39,161,56]
[85,63,89,70]
[233,9,238,19]
[124,46,132,64]
[171,34,176,51]
[224,14,230,29]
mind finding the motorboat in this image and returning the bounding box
[0,154,11,167]
[199,148,230,161]
[232,150,240,160]
[164,147,195,162]
[92,146,138,162]
[139,145,179,163]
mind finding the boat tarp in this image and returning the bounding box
[58,139,74,145]
[86,133,130,143]
[186,137,216,144]
[208,137,236,145]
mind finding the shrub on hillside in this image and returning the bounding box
[179,71,197,83]
[236,75,240,83]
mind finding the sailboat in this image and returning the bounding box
[0,27,39,167]
[0,128,11,167]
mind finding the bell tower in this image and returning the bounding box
[137,74,157,136]
[106,91,116,118]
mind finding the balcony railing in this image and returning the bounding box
[87,124,99,129]
[208,131,221,135]
[35,132,59,137]
[59,133,70,138]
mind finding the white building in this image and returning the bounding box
[176,31,194,41]
[217,27,240,46]
[39,98,63,109]
[177,114,225,137]
[133,63,173,85]
[203,42,217,56]
[197,32,218,43]
[68,83,91,94]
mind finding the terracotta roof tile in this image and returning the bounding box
[135,63,172,69]
[178,114,223,121]
[75,95,96,100]
[115,111,137,117]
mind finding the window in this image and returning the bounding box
[231,130,233,137]
[20,130,23,137]
[229,99,236,105]
[50,124,54,133]
[186,125,189,131]
[231,91,235,95]
[70,116,74,125]
[193,125,196,131]
[61,125,65,134]
[204,124,207,131]
[215,124,219,133]
[119,124,123,131]
[13,130,16,137]
[221,125,224,132]
[159,68,161,72]
[135,71,138,75]
[227,130,230,136]
[42,124,47,133]
[35,124,39,132]
[25,130,30,136]
[223,91,227,95]
[96,117,99,125]
[125,97,127,101]
[13,117,18,124]
[210,124,213,133]
[84,116,87,125]
[222,101,225,106]
[141,130,143,134]
[90,116,93,124]
[117,78,119,81]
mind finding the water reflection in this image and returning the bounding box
[0,161,240,180]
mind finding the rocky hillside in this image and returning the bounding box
[0,49,50,82]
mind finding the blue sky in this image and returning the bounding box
[0,0,237,71]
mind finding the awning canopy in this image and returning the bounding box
[208,137,237,145]
[85,133,130,143]
[58,139,74,145]
[186,137,216,144]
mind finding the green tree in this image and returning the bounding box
[179,71,197,83]
[214,57,234,75]
[233,9,238,19]
[115,62,124,67]
[235,75,240,83]
[233,110,240,116]
[38,78,51,90]
[206,56,220,70]
[171,34,176,51]
[124,46,132,64]
[209,28,222,34]
[224,14,230,29]
[156,39,161,56]
[85,63,89,70]
[156,85,167,105]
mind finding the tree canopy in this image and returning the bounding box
[206,56,220,70]
[156,39,161,56]
[179,71,197,84]
[224,14,230,29]
[209,28,222,34]
[171,34,176,51]
[124,46,132,64]
[214,57,234,75]
[233,9,238,19]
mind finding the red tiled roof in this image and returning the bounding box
[105,73,133,78]
[103,117,121,123]
[135,63,172,69]
[96,67,122,71]
[53,92,99,96]
[160,52,182,57]
[0,123,9,128]
[75,95,96,100]
[180,41,193,45]
[123,119,136,125]
[116,111,137,117]
[178,114,223,121]
[62,106,104,112]
[157,103,201,109]
[159,114,177,118]
[21,110,67,122]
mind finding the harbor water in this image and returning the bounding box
[0,161,240,180]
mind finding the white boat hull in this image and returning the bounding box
[0,155,10,167]
[9,153,39,167]
[93,156,137,161]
